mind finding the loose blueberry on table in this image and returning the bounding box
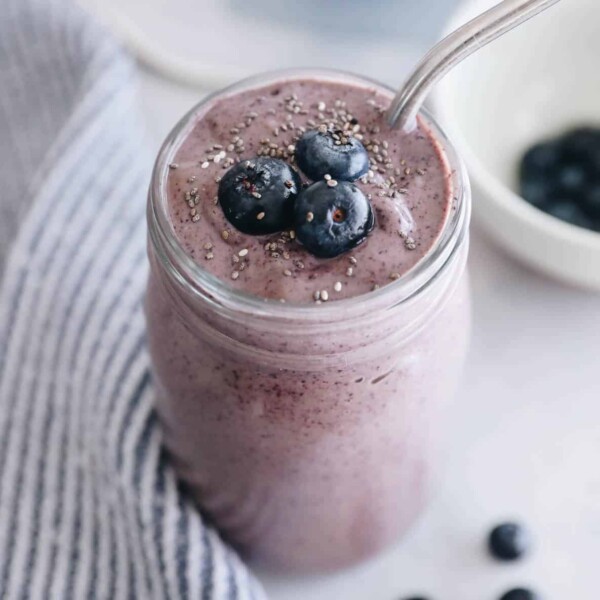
[488,522,531,561]
[396,522,538,600]
[218,157,302,235]
[519,126,600,231]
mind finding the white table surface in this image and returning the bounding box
[138,67,600,600]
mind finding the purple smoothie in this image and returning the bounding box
[146,71,471,572]
[165,77,451,302]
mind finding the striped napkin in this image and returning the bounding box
[0,1,265,598]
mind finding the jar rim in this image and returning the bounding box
[148,68,471,322]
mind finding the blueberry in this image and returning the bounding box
[520,178,549,208]
[560,127,600,177]
[582,184,600,219]
[488,523,531,561]
[295,128,369,181]
[556,162,588,196]
[543,201,593,229]
[561,126,600,161]
[218,157,301,235]
[498,588,539,600]
[519,144,561,208]
[520,142,561,175]
[294,180,374,258]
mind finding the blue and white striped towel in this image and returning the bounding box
[0,1,266,598]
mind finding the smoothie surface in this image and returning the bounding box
[166,76,453,303]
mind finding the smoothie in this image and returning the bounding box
[165,77,451,301]
[146,70,471,572]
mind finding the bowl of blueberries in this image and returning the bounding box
[435,0,600,290]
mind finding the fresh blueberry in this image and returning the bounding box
[561,126,600,161]
[519,143,561,209]
[543,201,593,229]
[488,523,531,561]
[498,588,539,600]
[520,178,549,208]
[582,183,600,220]
[218,157,301,235]
[520,142,561,175]
[294,180,374,258]
[556,162,588,196]
[295,128,369,182]
[558,127,600,185]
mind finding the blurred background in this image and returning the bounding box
[79,0,461,148]
[65,0,600,597]
[80,0,459,88]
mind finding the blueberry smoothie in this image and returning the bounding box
[146,70,471,572]
[164,78,452,301]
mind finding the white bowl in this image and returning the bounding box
[435,0,600,290]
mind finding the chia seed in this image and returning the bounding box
[405,237,417,251]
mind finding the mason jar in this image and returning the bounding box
[146,69,471,573]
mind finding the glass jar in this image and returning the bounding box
[146,69,471,573]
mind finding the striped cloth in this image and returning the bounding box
[0,1,266,598]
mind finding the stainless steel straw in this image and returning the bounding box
[387,0,562,131]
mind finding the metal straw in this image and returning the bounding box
[387,0,562,131]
